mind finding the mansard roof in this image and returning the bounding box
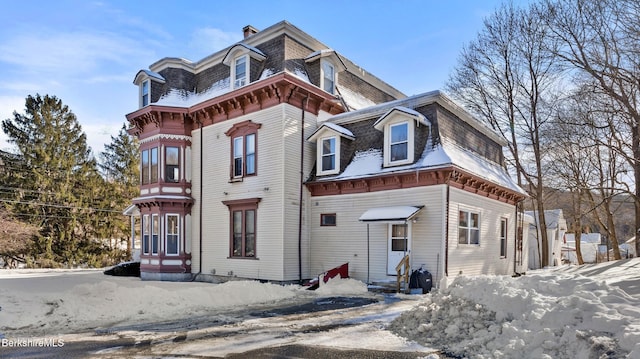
[306,91,526,203]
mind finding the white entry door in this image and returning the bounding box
[387,223,410,275]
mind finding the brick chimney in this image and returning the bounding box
[243,25,259,39]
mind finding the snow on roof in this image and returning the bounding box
[153,78,231,108]
[288,67,310,83]
[358,205,422,222]
[308,122,355,142]
[565,233,602,244]
[373,106,430,131]
[304,49,336,61]
[142,69,165,81]
[526,209,566,229]
[337,86,377,111]
[320,139,524,195]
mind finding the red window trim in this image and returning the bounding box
[225,120,262,180]
[223,197,261,258]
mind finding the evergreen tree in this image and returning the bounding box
[97,124,139,260]
[1,94,97,265]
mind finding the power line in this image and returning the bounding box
[0,199,126,214]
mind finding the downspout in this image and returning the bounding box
[298,94,309,284]
[193,120,203,281]
[513,200,519,275]
[444,182,450,277]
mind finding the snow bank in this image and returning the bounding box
[0,274,373,336]
[315,277,369,296]
[0,278,299,335]
[390,272,640,358]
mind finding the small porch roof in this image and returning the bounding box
[122,204,140,216]
[358,205,423,222]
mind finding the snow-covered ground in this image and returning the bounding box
[1,258,639,358]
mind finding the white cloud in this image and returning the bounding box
[0,30,148,76]
[0,95,28,151]
[188,27,242,60]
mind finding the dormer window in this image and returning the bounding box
[233,55,248,89]
[133,69,165,109]
[305,50,347,96]
[322,60,335,94]
[222,44,267,90]
[374,107,430,168]
[141,80,150,107]
[390,122,408,162]
[321,137,337,172]
[308,122,354,176]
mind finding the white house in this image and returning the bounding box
[125,21,529,286]
[562,233,601,264]
[527,209,567,269]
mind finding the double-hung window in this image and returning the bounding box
[390,122,408,163]
[165,147,179,183]
[224,198,260,258]
[142,215,150,255]
[322,60,335,94]
[226,120,261,180]
[232,134,256,178]
[166,214,179,255]
[141,80,149,107]
[500,218,508,257]
[321,137,336,172]
[151,214,159,255]
[459,210,480,245]
[141,147,158,184]
[233,137,244,177]
[234,55,248,89]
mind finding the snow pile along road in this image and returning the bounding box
[390,272,640,358]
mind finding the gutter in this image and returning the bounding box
[191,120,204,281]
[297,94,309,284]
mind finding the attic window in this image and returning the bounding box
[374,107,430,168]
[233,55,248,89]
[141,80,150,107]
[222,43,267,90]
[322,60,335,94]
[308,122,354,177]
[390,122,408,162]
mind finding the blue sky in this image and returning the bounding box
[0,0,521,155]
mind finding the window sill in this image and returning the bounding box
[227,256,260,260]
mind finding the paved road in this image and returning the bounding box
[1,295,441,358]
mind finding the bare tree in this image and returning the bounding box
[544,0,640,256]
[447,2,563,267]
[0,210,39,268]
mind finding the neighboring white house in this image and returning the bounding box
[527,209,567,269]
[618,237,636,259]
[562,233,601,264]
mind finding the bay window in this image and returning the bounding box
[141,147,158,184]
[165,146,179,183]
[166,214,179,255]
[152,214,159,255]
[142,214,150,255]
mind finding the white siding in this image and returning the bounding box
[309,185,446,284]
[447,187,516,278]
[190,104,319,281]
